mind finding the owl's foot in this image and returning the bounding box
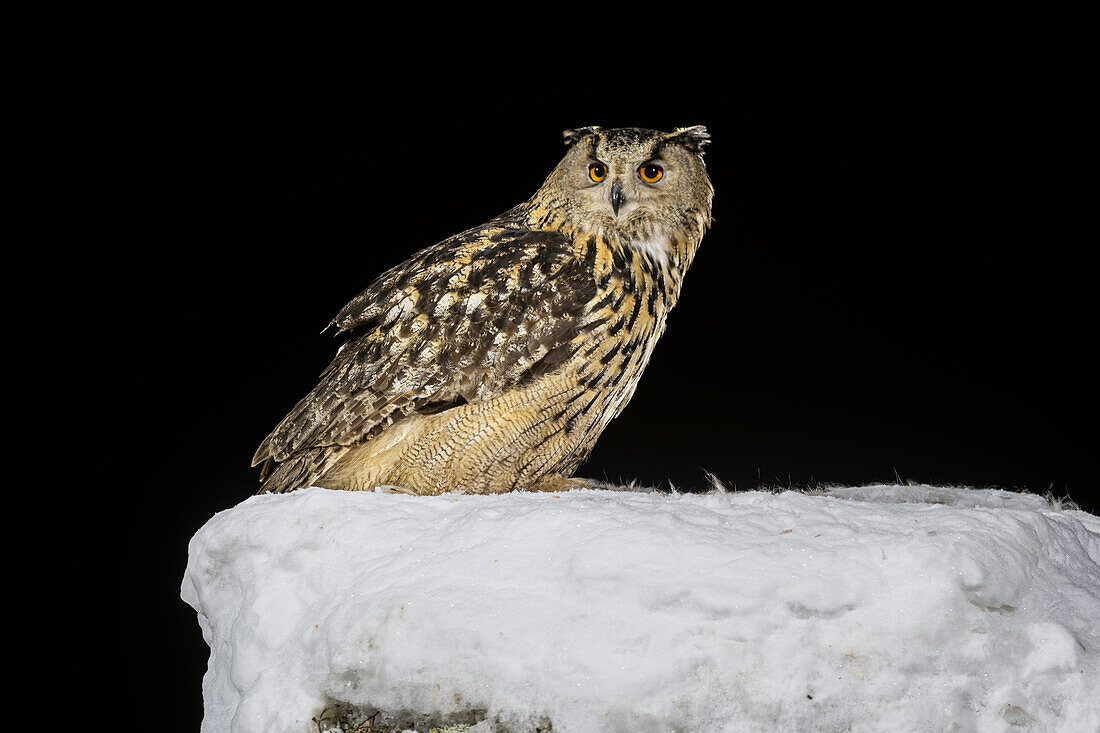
[376,484,419,495]
[528,474,608,493]
[531,475,665,493]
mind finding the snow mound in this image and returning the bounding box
[182,485,1100,733]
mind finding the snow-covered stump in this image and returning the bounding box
[181,485,1100,733]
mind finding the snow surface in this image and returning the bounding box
[182,485,1100,733]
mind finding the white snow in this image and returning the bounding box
[181,485,1100,733]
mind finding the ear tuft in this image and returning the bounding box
[562,126,601,147]
[670,125,711,155]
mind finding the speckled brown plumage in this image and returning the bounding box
[253,126,713,494]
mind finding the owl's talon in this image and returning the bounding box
[376,484,417,495]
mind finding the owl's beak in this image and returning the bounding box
[610,180,625,216]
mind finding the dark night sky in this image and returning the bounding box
[87,33,1093,730]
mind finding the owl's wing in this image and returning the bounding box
[252,219,599,488]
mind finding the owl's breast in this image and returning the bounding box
[529,234,679,444]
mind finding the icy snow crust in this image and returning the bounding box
[182,486,1100,733]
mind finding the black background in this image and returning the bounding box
[90,30,1094,731]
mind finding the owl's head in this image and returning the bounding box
[534,125,713,252]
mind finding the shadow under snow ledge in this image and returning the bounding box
[182,485,1100,733]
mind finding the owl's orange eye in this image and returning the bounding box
[588,162,607,182]
[639,163,664,183]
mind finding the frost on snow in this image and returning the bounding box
[181,485,1100,733]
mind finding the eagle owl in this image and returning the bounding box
[253,125,714,495]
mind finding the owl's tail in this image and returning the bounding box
[254,446,349,494]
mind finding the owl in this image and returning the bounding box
[253,125,714,495]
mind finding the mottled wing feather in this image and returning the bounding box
[252,217,598,478]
